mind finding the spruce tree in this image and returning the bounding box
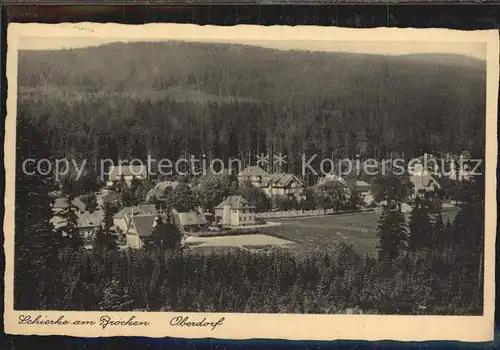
[147,212,183,310]
[376,205,408,262]
[15,116,62,309]
[93,225,118,253]
[56,192,83,250]
[430,197,445,247]
[102,201,118,232]
[151,212,183,252]
[408,196,433,251]
[80,193,98,213]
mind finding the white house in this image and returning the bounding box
[214,195,256,227]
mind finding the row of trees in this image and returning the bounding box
[51,239,481,314]
[145,177,365,214]
[376,174,484,266]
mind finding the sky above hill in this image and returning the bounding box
[19,36,486,61]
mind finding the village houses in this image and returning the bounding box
[51,197,104,248]
[114,205,206,248]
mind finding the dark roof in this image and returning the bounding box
[130,214,157,237]
[215,195,256,210]
[238,166,268,177]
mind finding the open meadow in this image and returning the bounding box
[259,207,459,256]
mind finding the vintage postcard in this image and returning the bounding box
[4,23,498,341]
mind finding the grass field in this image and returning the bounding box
[259,207,459,256]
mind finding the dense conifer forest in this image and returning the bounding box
[18,42,486,174]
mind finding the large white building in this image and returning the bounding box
[214,195,256,227]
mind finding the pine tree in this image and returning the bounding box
[15,116,63,309]
[348,189,362,210]
[430,198,446,247]
[80,193,98,213]
[102,201,118,231]
[408,196,433,251]
[376,205,408,262]
[56,192,83,250]
[444,219,454,245]
[151,213,183,252]
[93,225,118,253]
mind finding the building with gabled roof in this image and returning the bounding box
[410,174,441,198]
[125,214,157,249]
[214,195,256,227]
[113,204,159,233]
[261,173,304,198]
[106,164,147,187]
[237,166,269,186]
[237,166,304,198]
[174,211,209,233]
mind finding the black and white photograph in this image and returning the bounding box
[5,24,498,340]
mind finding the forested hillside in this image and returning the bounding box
[17,41,486,173]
